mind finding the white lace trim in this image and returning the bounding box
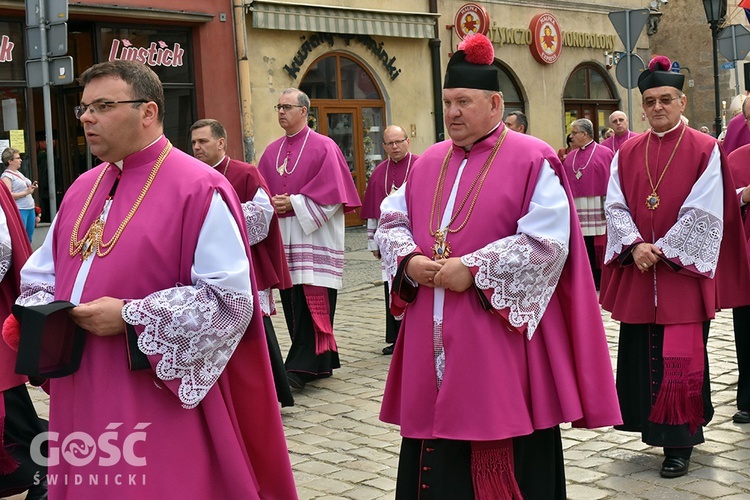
[374,210,418,283]
[258,287,275,316]
[17,281,55,306]
[0,240,11,282]
[433,317,445,390]
[122,280,253,409]
[604,201,642,264]
[461,234,567,339]
[242,201,269,246]
[655,206,722,276]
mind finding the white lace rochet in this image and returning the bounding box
[122,280,253,409]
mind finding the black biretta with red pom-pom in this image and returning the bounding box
[444,34,500,91]
[637,55,684,93]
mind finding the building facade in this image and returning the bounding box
[0,0,242,220]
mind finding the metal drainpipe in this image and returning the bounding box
[233,0,255,162]
[429,0,444,142]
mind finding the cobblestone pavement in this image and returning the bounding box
[17,226,750,499]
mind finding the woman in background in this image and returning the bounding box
[0,149,37,242]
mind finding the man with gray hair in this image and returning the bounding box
[504,111,528,134]
[258,88,360,391]
[562,118,613,288]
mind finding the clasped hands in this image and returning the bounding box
[405,254,473,292]
[272,194,292,215]
[632,242,662,273]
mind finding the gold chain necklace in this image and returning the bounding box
[571,142,597,180]
[69,141,172,260]
[429,128,507,260]
[644,124,685,210]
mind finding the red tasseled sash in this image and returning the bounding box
[649,323,705,434]
[303,285,338,355]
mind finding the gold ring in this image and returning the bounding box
[641,262,648,269]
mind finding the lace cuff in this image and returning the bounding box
[605,201,643,264]
[242,200,270,246]
[375,210,418,283]
[461,234,567,339]
[17,281,56,307]
[122,280,253,409]
[656,206,722,277]
[0,240,10,283]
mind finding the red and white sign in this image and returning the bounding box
[108,39,184,67]
[529,13,562,65]
[454,3,490,41]
[0,35,15,63]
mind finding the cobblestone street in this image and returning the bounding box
[16,226,750,499]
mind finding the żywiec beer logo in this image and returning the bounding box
[454,3,490,41]
[529,13,562,64]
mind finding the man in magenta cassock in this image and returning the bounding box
[360,124,419,355]
[600,110,638,154]
[722,98,750,155]
[375,33,621,499]
[601,55,747,479]
[15,61,297,498]
[191,118,294,407]
[562,118,613,289]
[258,89,360,391]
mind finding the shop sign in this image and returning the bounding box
[284,33,402,81]
[0,35,15,62]
[453,3,490,41]
[108,39,184,67]
[486,19,616,63]
[529,13,562,65]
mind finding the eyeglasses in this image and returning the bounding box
[384,138,408,148]
[74,100,148,119]
[274,104,305,112]
[571,130,585,135]
[643,96,680,108]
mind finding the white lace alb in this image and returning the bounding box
[604,201,642,264]
[122,280,253,409]
[656,206,722,276]
[242,201,270,246]
[461,234,567,338]
[375,210,418,283]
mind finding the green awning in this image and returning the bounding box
[248,1,438,39]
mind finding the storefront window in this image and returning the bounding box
[301,58,337,99]
[340,58,380,100]
[0,22,25,82]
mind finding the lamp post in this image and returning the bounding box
[703,0,727,137]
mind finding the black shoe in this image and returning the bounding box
[733,410,750,423]
[287,372,305,390]
[660,456,689,478]
[382,344,394,355]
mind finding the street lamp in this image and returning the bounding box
[703,0,727,137]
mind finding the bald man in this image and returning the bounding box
[600,111,638,153]
[360,125,419,355]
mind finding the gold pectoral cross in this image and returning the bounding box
[276,156,288,176]
[646,192,660,210]
[432,229,451,260]
[80,218,104,261]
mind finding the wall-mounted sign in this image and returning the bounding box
[529,13,562,65]
[454,3,490,41]
[284,33,402,81]
[108,39,185,67]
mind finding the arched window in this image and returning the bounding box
[300,53,385,225]
[563,64,619,142]
[495,62,526,117]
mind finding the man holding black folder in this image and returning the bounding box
[13,61,296,498]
